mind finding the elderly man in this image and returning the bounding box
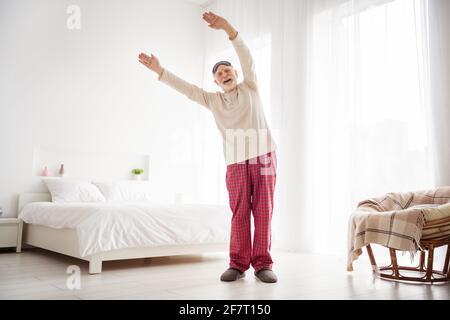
[138,11,278,283]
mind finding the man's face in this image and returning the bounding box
[214,65,238,92]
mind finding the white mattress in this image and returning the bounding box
[19,202,231,257]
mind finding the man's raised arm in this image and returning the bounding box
[138,53,213,109]
[203,12,258,90]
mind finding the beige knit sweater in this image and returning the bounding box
[158,34,277,165]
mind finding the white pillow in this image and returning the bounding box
[92,181,152,202]
[43,178,106,203]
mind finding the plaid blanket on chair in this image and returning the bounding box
[347,187,450,271]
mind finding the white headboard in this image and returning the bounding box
[18,193,52,214]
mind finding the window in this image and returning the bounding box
[308,0,432,253]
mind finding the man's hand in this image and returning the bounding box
[203,11,238,40]
[203,11,228,30]
[139,53,163,77]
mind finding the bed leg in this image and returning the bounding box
[16,220,23,253]
[89,258,102,274]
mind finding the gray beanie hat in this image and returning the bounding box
[212,61,232,74]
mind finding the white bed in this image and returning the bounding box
[18,193,230,274]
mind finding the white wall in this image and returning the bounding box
[0,0,214,217]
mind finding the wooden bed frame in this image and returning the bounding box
[18,193,228,274]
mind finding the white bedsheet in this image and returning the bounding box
[19,202,231,257]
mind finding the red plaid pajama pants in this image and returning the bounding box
[225,151,277,273]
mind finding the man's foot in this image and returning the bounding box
[220,268,245,282]
[254,269,278,283]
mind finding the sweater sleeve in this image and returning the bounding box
[231,34,258,90]
[158,68,213,110]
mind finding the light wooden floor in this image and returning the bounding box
[0,248,449,300]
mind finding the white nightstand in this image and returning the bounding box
[0,218,23,253]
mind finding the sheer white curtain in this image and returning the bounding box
[202,0,446,256]
[426,0,450,266]
[304,0,433,254]
[428,0,450,186]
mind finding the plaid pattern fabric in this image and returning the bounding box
[422,203,450,240]
[347,187,450,271]
[226,151,277,273]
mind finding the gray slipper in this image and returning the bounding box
[220,268,245,282]
[255,269,278,283]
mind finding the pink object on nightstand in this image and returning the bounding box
[41,166,49,176]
